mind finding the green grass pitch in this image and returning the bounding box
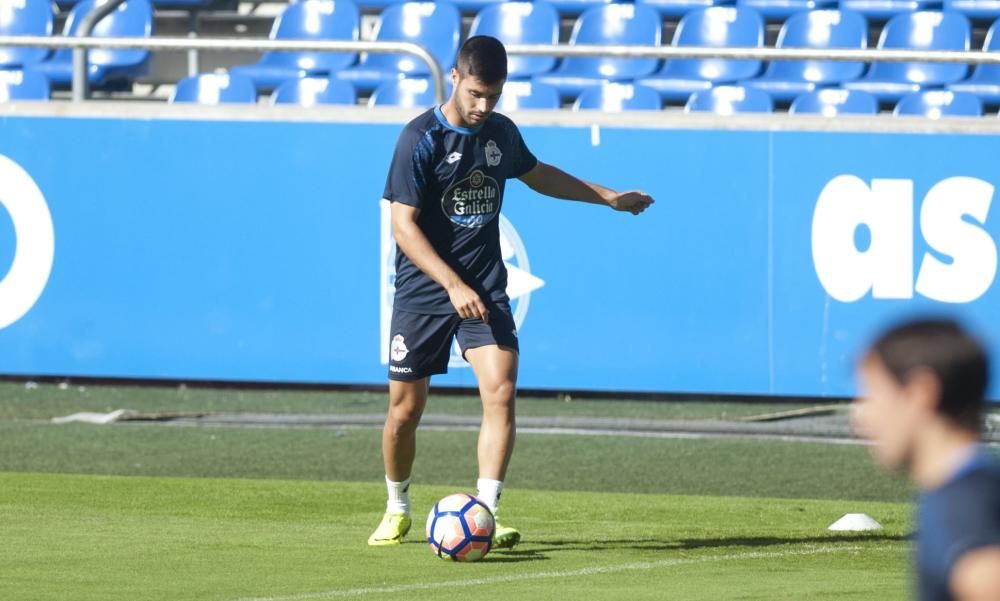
[2,382,913,600]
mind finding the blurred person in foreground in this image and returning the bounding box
[854,318,1000,601]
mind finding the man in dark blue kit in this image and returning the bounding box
[854,319,1000,601]
[368,35,654,548]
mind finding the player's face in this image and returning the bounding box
[852,355,922,472]
[451,70,504,127]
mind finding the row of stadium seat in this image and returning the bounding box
[169,74,994,117]
[3,1,1000,106]
[1,68,985,118]
[43,0,1000,20]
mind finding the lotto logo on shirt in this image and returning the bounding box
[441,170,501,229]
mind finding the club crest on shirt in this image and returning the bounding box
[441,169,501,229]
[485,140,502,167]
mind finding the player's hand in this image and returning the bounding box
[448,282,490,323]
[608,191,654,215]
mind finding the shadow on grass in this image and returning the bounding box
[518,533,909,554]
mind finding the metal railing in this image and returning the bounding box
[4,35,1000,104]
[0,36,447,103]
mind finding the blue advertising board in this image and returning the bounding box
[0,111,997,397]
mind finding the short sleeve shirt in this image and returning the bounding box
[383,106,537,314]
[917,447,1000,601]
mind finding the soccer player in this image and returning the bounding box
[368,36,654,548]
[853,318,1000,601]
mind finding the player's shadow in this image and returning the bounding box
[522,533,908,554]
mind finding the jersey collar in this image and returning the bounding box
[434,105,485,135]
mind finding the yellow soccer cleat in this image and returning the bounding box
[492,521,521,550]
[367,512,412,546]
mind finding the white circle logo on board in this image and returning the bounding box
[0,155,55,329]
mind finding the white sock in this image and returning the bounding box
[476,478,503,514]
[386,476,411,515]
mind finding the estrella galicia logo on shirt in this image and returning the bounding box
[441,169,500,229]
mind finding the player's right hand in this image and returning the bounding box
[448,283,490,323]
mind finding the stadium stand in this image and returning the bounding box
[638,0,735,18]
[789,87,880,113]
[948,17,1000,104]
[894,88,984,115]
[685,84,775,112]
[469,2,560,79]
[0,0,54,69]
[335,1,460,93]
[736,0,836,20]
[945,0,1000,19]
[573,82,663,110]
[742,10,867,102]
[170,71,257,103]
[270,76,356,105]
[843,11,971,103]
[0,69,50,101]
[544,0,622,15]
[28,0,153,88]
[533,3,662,99]
[230,0,360,92]
[840,0,940,20]
[498,80,562,109]
[368,76,442,107]
[639,6,765,102]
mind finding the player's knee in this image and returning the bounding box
[482,380,516,408]
[386,409,422,437]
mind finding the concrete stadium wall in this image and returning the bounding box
[0,104,997,398]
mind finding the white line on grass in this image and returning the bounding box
[235,544,892,601]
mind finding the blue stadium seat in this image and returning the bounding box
[28,0,153,88]
[544,0,620,15]
[0,70,50,101]
[894,89,983,116]
[446,0,506,11]
[533,4,662,99]
[737,0,837,20]
[843,11,970,103]
[948,18,1000,104]
[270,77,356,106]
[469,2,560,78]
[789,88,879,113]
[0,0,53,69]
[638,0,736,18]
[743,10,867,102]
[945,0,1000,19]
[336,2,461,93]
[498,80,561,109]
[685,85,774,112]
[368,77,450,107]
[839,0,940,20]
[170,72,257,104]
[573,82,663,110]
[639,7,765,102]
[230,0,360,92]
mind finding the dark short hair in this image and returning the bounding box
[868,318,990,431]
[455,36,507,85]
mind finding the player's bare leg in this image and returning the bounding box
[465,344,521,549]
[368,378,429,546]
[383,378,430,481]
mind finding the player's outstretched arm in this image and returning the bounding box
[951,547,1000,601]
[390,202,489,322]
[518,161,654,216]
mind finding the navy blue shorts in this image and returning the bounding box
[387,302,519,381]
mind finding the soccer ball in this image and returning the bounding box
[426,493,495,562]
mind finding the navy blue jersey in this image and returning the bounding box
[917,447,1000,601]
[383,106,538,314]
